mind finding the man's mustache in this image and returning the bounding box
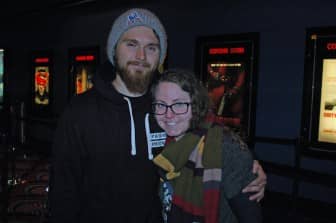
[127,61,150,68]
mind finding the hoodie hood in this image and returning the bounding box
[92,61,163,159]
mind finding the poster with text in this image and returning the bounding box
[318,59,336,143]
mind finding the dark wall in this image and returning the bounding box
[1,0,335,204]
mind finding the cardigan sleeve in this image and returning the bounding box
[228,192,262,223]
[221,131,256,199]
[219,130,262,223]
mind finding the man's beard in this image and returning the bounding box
[116,60,156,94]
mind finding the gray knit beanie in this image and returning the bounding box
[107,8,167,66]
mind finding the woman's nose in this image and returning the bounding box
[165,107,175,118]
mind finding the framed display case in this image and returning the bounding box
[68,46,99,98]
[195,33,259,144]
[0,48,5,111]
[31,51,53,117]
[301,27,336,154]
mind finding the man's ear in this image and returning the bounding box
[158,63,164,74]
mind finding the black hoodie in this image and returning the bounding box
[49,61,166,223]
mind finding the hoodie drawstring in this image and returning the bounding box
[145,113,153,160]
[124,97,153,160]
[124,97,136,156]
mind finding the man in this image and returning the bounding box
[49,8,266,223]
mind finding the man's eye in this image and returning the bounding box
[146,45,159,52]
[149,46,157,51]
[126,42,137,47]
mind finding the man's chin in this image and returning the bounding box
[125,75,152,94]
[129,67,149,76]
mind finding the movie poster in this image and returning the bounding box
[69,47,99,97]
[206,61,246,129]
[0,49,4,108]
[74,64,94,95]
[34,66,50,106]
[318,59,336,143]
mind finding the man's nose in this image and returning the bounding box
[135,47,146,60]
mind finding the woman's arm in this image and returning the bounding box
[221,128,263,222]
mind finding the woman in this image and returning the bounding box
[151,69,262,223]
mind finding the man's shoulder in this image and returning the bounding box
[68,89,97,107]
[60,90,99,121]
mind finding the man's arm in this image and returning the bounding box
[242,160,267,202]
[49,109,82,223]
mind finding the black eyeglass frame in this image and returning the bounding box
[152,102,191,115]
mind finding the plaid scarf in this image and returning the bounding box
[153,124,223,223]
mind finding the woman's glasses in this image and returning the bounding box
[152,102,191,115]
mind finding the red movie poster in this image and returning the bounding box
[206,62,246,129]
[34,66,50,106]
[195,33,259,144]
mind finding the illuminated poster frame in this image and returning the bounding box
[195,33,259,145]
[31,51,53,117]
[301,27,336,154]
[0,49,5,110]
[68,46,99,98]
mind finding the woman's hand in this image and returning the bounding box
[242,160,267,202]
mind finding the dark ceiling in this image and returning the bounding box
[1,0,156,18]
